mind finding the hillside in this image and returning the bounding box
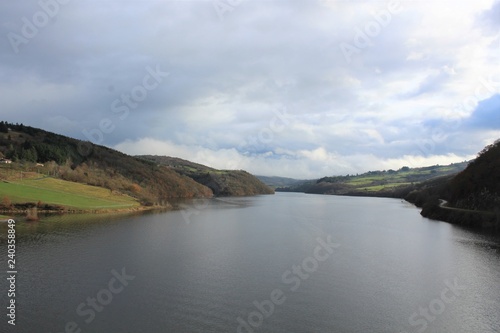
[0,170,140,212]
[449,141,500,211]
[276,163,468,197]
[405,140,500,229]
[1,121,274,211]
[138,155,274,196]
[256,175,309,188]
[0,122,213,206]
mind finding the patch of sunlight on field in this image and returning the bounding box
[362,183,412,191]
[0,177,139,209]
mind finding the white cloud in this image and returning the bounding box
[115,137,476,178]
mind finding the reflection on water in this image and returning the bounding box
[1,210,149,241]
[1,193,499,333]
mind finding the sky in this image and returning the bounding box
[1,0,499,178]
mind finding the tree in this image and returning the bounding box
[0,121,8,133]
[20,147,38,162]
[2,196,12,208]
[129,183,142,194]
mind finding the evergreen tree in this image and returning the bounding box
[0,121,8,133]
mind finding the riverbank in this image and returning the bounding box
[0,202,171,222]
[417,199,500,230]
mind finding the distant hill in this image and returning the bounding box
[276,163,468,197]
[405,140,500,229]
[255,175,309,188]
[0,121,269,208]
[138,156,274,196]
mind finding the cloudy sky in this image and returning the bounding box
[1,0,499,178]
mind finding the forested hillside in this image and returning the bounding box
[0,121,273,207]
[405,139,500,229]
[0,122,212,205]
[138,155,274,196]
[449,141,500,211]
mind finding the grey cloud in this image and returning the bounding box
[1,0,497,176]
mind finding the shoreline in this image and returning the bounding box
[0,204,169,222]
[0,193,271,222]
[277,190,500,230]
[419,201,500,230]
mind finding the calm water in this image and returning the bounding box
[1,193,499,333]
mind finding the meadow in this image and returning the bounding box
[0,170,139,210]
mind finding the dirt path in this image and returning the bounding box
[439,199,496,216]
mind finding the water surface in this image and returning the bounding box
[1,193,499,332]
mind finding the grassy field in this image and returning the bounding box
[278,162,469,195]
[339,165,467,193]
[0,173,140,210]
[362,182,412,192]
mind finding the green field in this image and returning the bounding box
[279,162,469,195]
[0,176,140,210]
[338,166,467,193]
[362,182,412,192]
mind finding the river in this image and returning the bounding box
[1,192,499,332]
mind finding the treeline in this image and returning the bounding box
[0,121,8,133]
[316,165,461,185]
[5,141,69,164]
[316,168,409,184]
[405,139,500,230]
[0,121,79,164]
[277,163,467,196]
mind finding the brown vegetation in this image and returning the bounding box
[139,155,274,196]
[0,122,273,209]
[2,196,12,209]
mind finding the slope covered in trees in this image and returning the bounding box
[0,121,273,206]
[449,140,500,211]
[405,139,500,229]
[138,156,274,196]
[0,122,211,206]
